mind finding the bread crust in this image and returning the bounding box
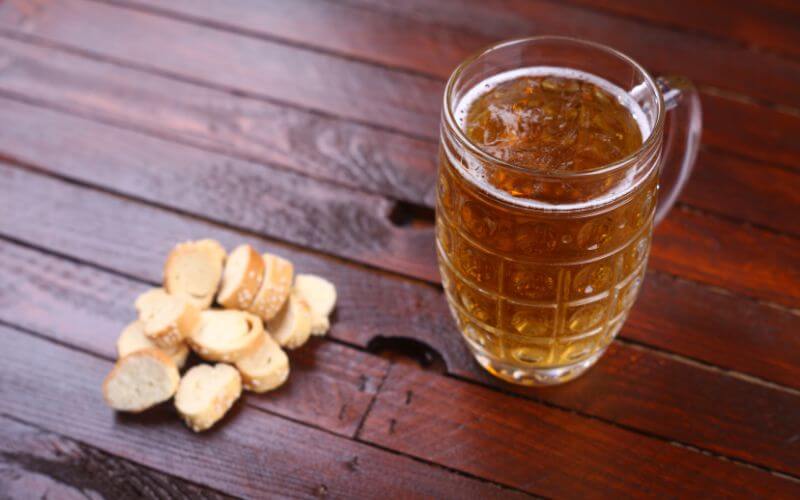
[268,292,312,350]
[175,363,242,432]
[235,332,290,393]
[217,244,265,309]
[188,310,264,362]
[247,254,294,321]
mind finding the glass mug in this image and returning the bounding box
[436,37,701,386]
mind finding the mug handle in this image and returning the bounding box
[652,75,703,225]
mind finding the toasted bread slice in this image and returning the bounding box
[247,253,293,321]
[134,288,170,319]
[268,292,312,349]
[217,244,265,309]
[103,349,180,413]
[235,332,290,393]
[117,320,190,369]
[293,274,337,335]
[189,310,264,362]
[141,293,200,349]
[164,239,227,309]
[175,363,241,432]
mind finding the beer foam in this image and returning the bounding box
[450,66,653,211]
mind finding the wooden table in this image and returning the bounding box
[0,1,798,498]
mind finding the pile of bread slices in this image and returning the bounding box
[102,239,336,432]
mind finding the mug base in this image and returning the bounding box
[471,347,606,386]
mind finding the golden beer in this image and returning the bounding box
[435,38,694,385]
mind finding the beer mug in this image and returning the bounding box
[436,36,701,385]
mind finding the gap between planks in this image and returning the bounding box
[1,233,799,483]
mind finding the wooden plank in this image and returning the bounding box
[0,36,798,238]
[683,148,800,236]
[359,364,800,497]
[626,271,800,388]
[701,92,800,172]
[564,0,800,60]
[0,325,528,499]
[0,240,387,439]
[2,166,800,475]
[0,415,232,500]
[0,99,798,309]
[651,207,800,307]
[3,0,800,175]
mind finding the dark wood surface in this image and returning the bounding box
[0,0,798,498]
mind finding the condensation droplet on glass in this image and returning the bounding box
[561,234,573,244]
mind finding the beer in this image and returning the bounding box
[437,67,658,384]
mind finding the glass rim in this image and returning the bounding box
[443,35,666,179]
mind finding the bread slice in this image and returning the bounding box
[103,349,180,413]
[188,310,264,362]
[175,363,242,432]
[134,287,170,319]
[217,244,265,309]
[293,274,337,335]
[164,239,227,309]
[141,293,200,349]
[235,332,290,393]
[247,253,293,321]
[267,292,312,349]
[117,320,190,369]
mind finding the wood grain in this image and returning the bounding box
[564,0,800,59]
[651,208,800,307]
[626,272,800,388]
[0,34,437,207]
[701,92,800,173]
[0,98,798,310]
[359,364,800,497]
[4,0,800,175]
[0,0,442,137]
[0,0,796,492]
[93,0,800,173]
[0,36,798,238]
[111,0,800,107]
[2,166,800,475]
[0,97,438,282]
[0,239,387,439]
[0,416,232,500]
[683,148,800,236]
[0,325,528,499]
